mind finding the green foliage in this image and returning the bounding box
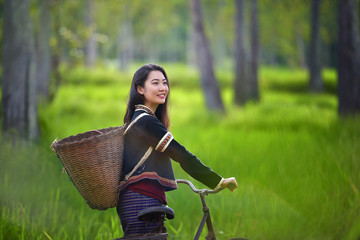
[1,66,360,239]
[41,0,338,67]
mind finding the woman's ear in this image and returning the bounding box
[137,85,144,95]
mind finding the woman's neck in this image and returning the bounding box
[144,103,158,114]
[135,104,156,116]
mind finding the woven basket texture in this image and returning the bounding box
[52,126,125,210]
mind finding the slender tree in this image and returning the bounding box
[309,0,323,92]
[117,20,134,71]
[85,0,97,68]
[35,0,52,99]
[2,0,38,140]
[117,1,134,71]
[186,27,196,67]
[234,0,259,105]
[48,1,63,101]
[234,0,248,105]
[337,0,360,115]
[249,0,260,101]
[189,0,225,111]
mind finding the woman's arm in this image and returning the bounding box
[134,115,237,190]
[165,139,223,189]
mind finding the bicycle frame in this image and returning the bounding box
[195,191,216,240]
[176,179,223,240]
[116,179,247,240]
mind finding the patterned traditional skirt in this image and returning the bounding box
[117,189,163,237]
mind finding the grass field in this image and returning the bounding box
[1,64,360,240]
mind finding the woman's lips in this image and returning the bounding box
[158,93,166,99]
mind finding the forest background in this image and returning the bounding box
[1,0,360,239]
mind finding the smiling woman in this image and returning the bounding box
[136,70,169,113]
[116,63,238,238]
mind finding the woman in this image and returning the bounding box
[117,63,238,237]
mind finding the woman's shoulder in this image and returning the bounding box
[133,110,165,129]
[132,110,157,121]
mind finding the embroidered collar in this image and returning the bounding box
[135,104,156,117]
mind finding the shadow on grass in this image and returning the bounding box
[265,77,337,95]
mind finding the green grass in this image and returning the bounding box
[1,64,360,239]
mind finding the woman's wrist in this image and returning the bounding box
[213,178,225,191]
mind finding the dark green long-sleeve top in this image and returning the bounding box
[119,105,222,192]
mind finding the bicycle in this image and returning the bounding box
[116,179,248,240]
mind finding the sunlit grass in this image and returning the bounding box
[1,65,360,239]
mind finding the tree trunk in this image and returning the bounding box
[234,0,248,105]
[309,0,323,92]
[249,0,260,101]
[189,0,225,111]
[48,2,63,102]
[186,28,196,67]
[85,0,97,68]
[117,20,134,71]
[35,0,52,99]
[2,0,38,141]
[337,0,360,116]
[297,28,307,69]
[117,1,134,71]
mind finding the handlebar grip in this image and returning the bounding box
[226,182,237,191]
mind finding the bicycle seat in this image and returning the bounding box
[138,206,175,222]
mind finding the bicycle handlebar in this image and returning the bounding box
[176,179,224,195]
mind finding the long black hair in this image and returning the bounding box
[123,64,170,129]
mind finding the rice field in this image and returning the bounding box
[1,65,359,239]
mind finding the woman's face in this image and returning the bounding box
[137,70,169,112]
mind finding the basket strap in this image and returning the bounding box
[123,112,153,181]
[124,146,153,181]
[124,112,149,135]
[50,138,58,152]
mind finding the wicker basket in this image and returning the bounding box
[51,126,125,210]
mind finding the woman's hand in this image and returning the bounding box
[221,177,238,191]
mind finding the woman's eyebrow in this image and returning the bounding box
[151,78,166,82]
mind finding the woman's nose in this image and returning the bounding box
[160,84,167,91]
